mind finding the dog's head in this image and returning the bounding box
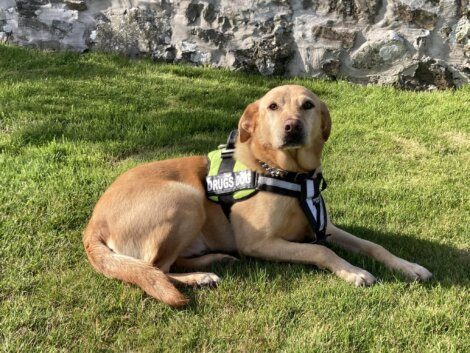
[236,85,331,171]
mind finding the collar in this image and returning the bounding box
[257,160,321,184]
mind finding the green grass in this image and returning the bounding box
[0,44,469,352]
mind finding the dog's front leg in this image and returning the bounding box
[326,224,432,281]
[240,238,376,287]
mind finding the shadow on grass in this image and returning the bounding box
[0,43,268,85]
[1,44,344,156]
[0,45,124,80]
[0,43,339,89]
[340,225,469,287]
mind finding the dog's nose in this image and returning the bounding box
[284,119,303,134]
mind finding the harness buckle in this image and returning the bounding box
[221,149,235,158]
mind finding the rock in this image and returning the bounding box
[89,30,96,40]
[325,0,381,23]
[64,1,87,12]
[92,5,173,58]
[451,17,470,45]
[252,20,294,76]
[191,28,231,48]
[397,58,455,90]
[3,24,12,34]
[395,3,438,30]
[0,31,8,42]
[312,26,356,49]
[321,58,341,78]
[352,32,407,69]
[52,20,73,36]
[186,3,204,25]
[203,3,216,23]
[152,46,176,63]
[301,0,314,10]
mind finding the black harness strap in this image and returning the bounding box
[218,130,238,218]
[298,177,328,243]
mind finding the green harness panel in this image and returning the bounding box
[206,149,257,203]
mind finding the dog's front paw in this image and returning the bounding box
[398,261,433,282]
[337,267,376,287]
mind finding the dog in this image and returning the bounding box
[83,85,432,307]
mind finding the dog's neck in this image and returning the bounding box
[234,137,323,174]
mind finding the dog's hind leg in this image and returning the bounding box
[173,253,238,270]
[85,181,210,307]
[84,221,189,307]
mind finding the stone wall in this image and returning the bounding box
[1,0,469,89]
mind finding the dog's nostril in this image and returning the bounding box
[284,120,302,133]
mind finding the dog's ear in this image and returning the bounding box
[320,101,332,142]
[238,101,259,143]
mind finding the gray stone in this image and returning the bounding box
[181,40,197,53]
[321,58,341,78]
[325,0,381,23]
[0,31,8,42]
[203,3,216,23]
[64,1,87,12]
[186,3,204,25]
[3,24,12,34]
[191,28,231,48]
[395,3,438,30]
[451,17,470,45]
[152,46,176,63]
[352,33,408,69]
[312,26,356,49]
[397,58,455,90]
[52,20,73,35]
[301,0,314,10]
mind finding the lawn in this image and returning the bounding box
[0,44,469,352]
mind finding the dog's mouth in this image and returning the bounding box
[280,131,306,149]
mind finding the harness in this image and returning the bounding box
[205,130,329,244]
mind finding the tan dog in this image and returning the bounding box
[83,85,432,307]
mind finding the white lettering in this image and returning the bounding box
[207,171,252,195]
[235,170,251,186]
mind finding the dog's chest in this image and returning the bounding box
[245,192,312,242]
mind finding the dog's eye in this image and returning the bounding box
[268,103,279,110]
[302,101,315,110]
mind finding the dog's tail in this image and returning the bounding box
[83,222,188,308]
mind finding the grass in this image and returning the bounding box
[0,44,469,352]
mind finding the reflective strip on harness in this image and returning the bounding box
[257,176,301,192]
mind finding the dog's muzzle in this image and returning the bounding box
[282,119,305,147]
